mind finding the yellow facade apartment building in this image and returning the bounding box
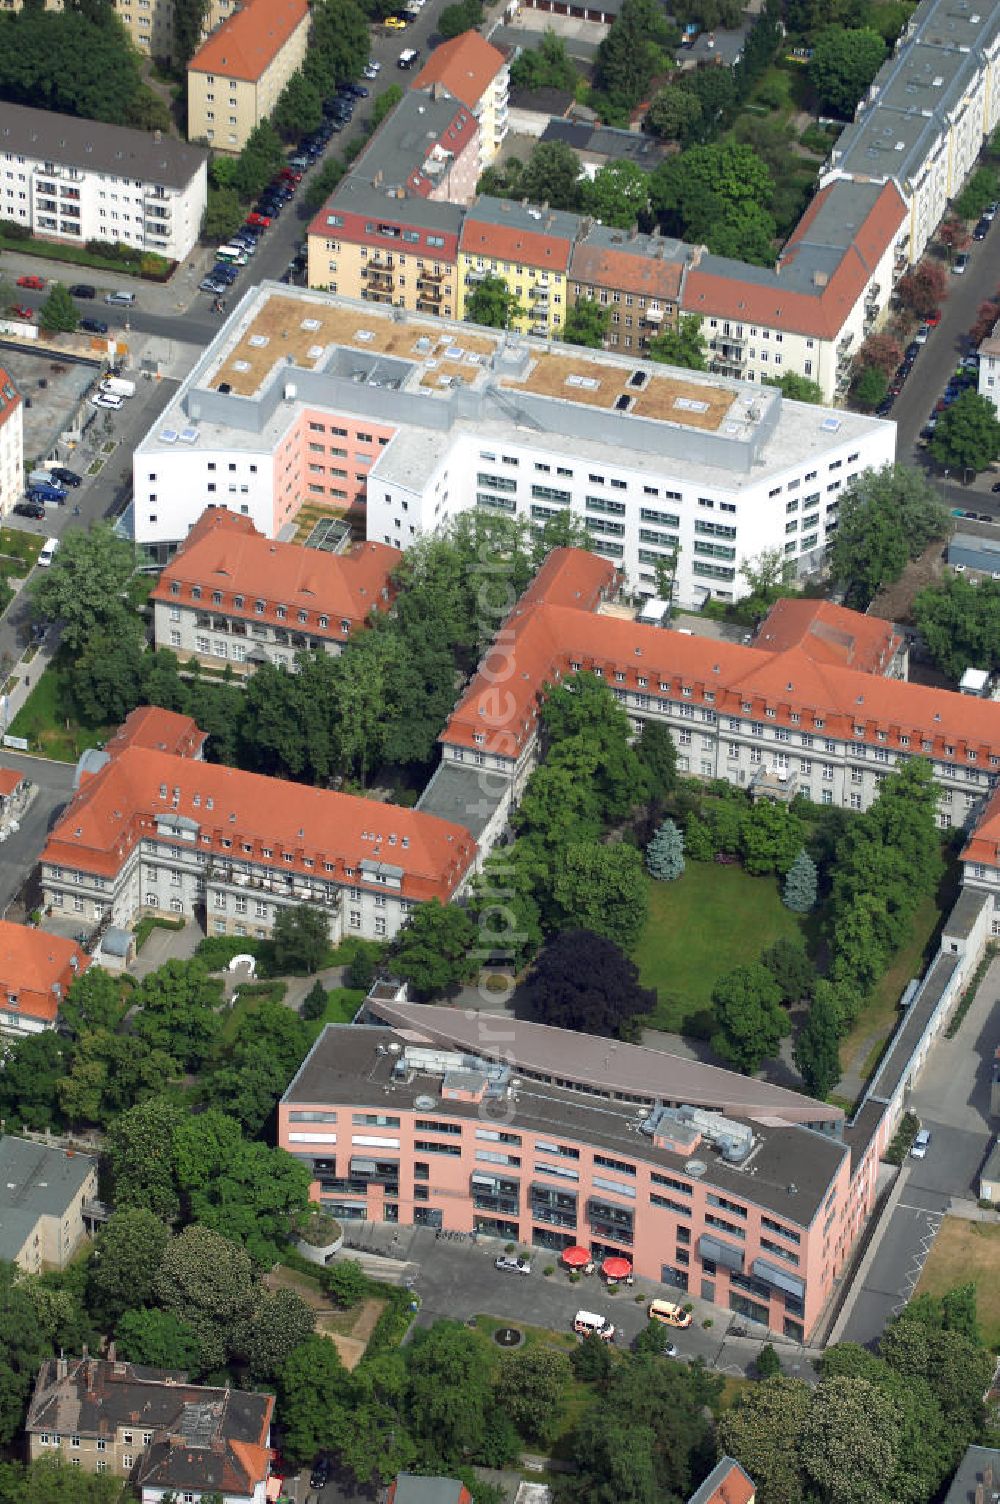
[1,0,233,59]
[458,198,577,336]
[187,0,309,152]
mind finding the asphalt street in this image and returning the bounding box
[840,947,999,1347]
[0,750,77,915]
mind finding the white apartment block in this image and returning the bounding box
[978,322,1000,411]
[824,0,1000,263]
[0,103,208,262]
[130,285,896,605]
[0,369,24,520]
[681,180,908,404]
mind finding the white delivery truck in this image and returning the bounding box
[100,377,136,399]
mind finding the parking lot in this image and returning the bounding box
[0,343,98,463]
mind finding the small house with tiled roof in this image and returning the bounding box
[0,921,89,1036]
[687,1458,756,1504]
[26,1353,273,1503]
[186,0,308,152]
[150,510,402,674]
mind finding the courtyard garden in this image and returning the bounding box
[915,1218,1000,1348]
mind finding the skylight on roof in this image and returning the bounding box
[249,334,269,348]
[159,428,178,444]
[301,319,321,331]
[674,397,709,413]
[356,329,375,342]
[820,416,842,432]
[178,427,199,445]
[233,360,251,373]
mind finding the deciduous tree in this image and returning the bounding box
[519,139,583,211]
[552,841,648,946]
[827,463,950,608]
[271,902,331,975]
[390,900,476,1000]
[105,1096,183,1221]
[717,1378,811,1504]
[279,1334,352,1464]
[808,26,887,116]
[154,1226,256,1371]
[710,962,789,1072]
[466,274,524,329]
[645,85,703,143]
[517,928,654,1036]
[764,371,825,404]
[793,982,843,1098]
[582,161,650,228]
[493,1348,570,1445]
[930,389,1000,474]
[233,1287,315,1382]
[30,524,138,652]
[760,937,814,1003]
[896,259,947,320]
[799,1377,902,1504]
[114,1308,202,1372]
[562,297,610,349]
[87,1208,172,1325]
[648,314,708,371]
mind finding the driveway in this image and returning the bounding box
[0,750,77,916]
[840,947,999,1347]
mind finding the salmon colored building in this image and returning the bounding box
[278,1001,863,1343]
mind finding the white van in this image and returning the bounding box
[38,537,59,567]
[573,1310,615,1341]
[216,245,249,265]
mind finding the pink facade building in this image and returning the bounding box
[279,998,871,1342]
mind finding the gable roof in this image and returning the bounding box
[411,31,506,109]
[755,597,903,675]
[460,196,581,271]
[0,767,26,797]
[681,180,907,339]
[0,103,207,193]
[42,744,476,899]
[188,0,307,82]
[570,226,687,302]
[687,1458,756,1504]
[389,1476,471,1504]
[106,705,207,760]
[0,923,90,1025]
[150,510,402,639]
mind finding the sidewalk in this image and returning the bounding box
[0,245,218,318]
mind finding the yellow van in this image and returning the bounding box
[648,1298,692,1329]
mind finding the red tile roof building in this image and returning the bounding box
[440,547,998,831]
[186,0,309,152]
[150,511,402,673]
[187,0,306,81]
[40,721,476,944]
[0,921,89,1036]
[411,31,510,171]
[687,1459,756,1504]
[106,706,208,760]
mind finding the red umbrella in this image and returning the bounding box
[601,1256,632,1280]
[562,1246,592,1268]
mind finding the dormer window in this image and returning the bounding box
[170,581,180,596]
[298,610,308,624]
[341,619,351,634]
[255,599,265,614]
[212,591,222,606]
[191,586,201,600]
[319,615,329,628]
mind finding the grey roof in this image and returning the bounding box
[980,1138,1000,1190]
[686,1458,756,1504]
[0,102,207,193]
[540,118,666,166]
[415,759,504,840]
[100,926,133,957]
[364,1000,842,1124]
[325,174,465,236]
[350,87,476,194]
[508,86,575,116]
[284,1022,848,1225]
[777,179,891,296]
[949,532,1000,572]
[27,1356,272,1495]
[941,1445,1000,1504]
[865,951,960,1109]
[464,193,583,243]
[943,886,990,941]
[0,1138,95,1261]
[393,1477,467,1504]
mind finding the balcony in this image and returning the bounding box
[465,270,485,286]
[416,279,442,299]
[643,305,664,324]
[418,266,444,282]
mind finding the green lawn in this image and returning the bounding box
[633,865,806,1033]
[6,660,112,762]
[320,986,365,1025]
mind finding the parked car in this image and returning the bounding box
[16,274,45,290]
[13,500,45,519]
[289,155,311,170]
[992,482,1000,493]
[397,45,421,66]
[69,283,96,299]
[984,201,999,221]
[200,277,228,295]
[494,1255,531,1275]
[28,480,67,502]
[246,212,271,228]
[364,63,379,77]
[277,166,303,183]
[915,323,930,343]
[910,1128,931,1159]
[343,82,369,96]
[648,1299,693,1329]
[385,13,407,24]
[7,304,33,320]
[310,1457,330,1490]
[974,218,990,241]
[90,392,123,410]
[366,57,381,71]
[79,317,109,334]
[211,265,238,285]
[925,310,941,326]
[51,467,82,487]
[953,252,970,274]
[905,341,921,360]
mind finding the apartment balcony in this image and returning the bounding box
[362,290,394,305]
[749,765,799,803]
[837,332,853,353]
[418,266,445,282]
[713,341,746,363]
[416,279,442,299]
[643,305,665,324]
[416,300,442,315]
[530,284,551,301]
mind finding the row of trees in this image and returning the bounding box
[825,463,951,609]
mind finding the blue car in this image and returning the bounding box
[29,481,66,504]
[211,264,239,284]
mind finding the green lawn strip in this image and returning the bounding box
[0,229,171,280]
[633,865,805,1033]
[322,986,365,1025]
[914,1218,1000,1348]
[0,528,43,567]
[6,659,112,762]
